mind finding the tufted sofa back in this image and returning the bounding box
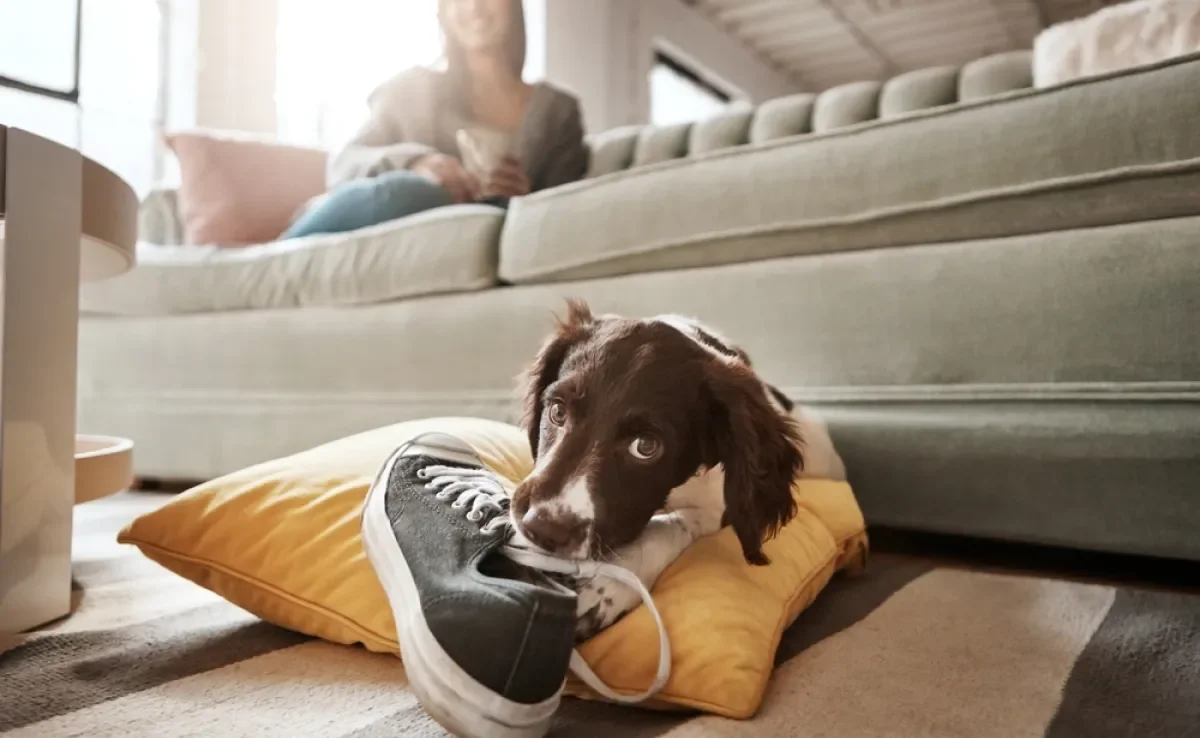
[139,51,1035,246]
[586,50,1033,179]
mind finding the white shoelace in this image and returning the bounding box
[418,465,511,533]
[502,545,671,705]
[419,464,671,705]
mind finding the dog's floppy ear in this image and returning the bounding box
[520,299,594,456]
[704,358,802,565]
[691,322,795,414]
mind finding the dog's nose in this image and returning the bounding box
[520,507,580,553]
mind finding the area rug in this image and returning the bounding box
[2,492,1197,737]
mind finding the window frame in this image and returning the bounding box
[0,0,84,104]
[651,48,733,108]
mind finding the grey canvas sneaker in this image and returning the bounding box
[360,432,577,737]
[362,432,674,736]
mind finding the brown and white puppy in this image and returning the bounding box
[509,300,845,636]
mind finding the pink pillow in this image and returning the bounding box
[165,130,328,246]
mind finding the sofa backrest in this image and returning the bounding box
[585,50,1033,179]
[140,50,1033,245]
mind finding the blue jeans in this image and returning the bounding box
[282,170,461,239]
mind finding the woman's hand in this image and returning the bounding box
[410,153,480,203]
[481,156,531,199]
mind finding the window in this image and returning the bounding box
[0,0,82,149]
[0,0,164,196]
[276,0,442,150]
[649,51,731,126]
[0,0,80,96]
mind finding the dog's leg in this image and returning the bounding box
[573,481,727,642]
[573,464,729,639]
[574,515,701,640]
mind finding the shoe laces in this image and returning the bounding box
[503,545,671,705]
[417,465,511,534]
[418,463,671,705]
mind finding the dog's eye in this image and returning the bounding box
[547,400,567,426]
[628,435,662,461]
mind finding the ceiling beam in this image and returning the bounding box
[814,0,896,77]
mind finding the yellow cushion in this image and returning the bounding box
[119,417,867,719]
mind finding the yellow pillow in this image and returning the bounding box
[119,417,867,719]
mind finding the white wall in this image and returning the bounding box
[542,0,802,133]
[541,0,633,134]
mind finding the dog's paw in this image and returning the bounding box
[574,576,640,641]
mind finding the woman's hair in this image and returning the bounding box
[438,0,527,93]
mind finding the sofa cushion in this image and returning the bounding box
[499,51,1200,285]
[689,107,754,153]
[80,215,1200,483]
[749,93,816,142]
[812,81,882,132]
[878,66,958,118]
[80,205,503,315]
[633,123,691,166]
[958,51,1035,100]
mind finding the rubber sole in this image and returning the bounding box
[361,444,561,738]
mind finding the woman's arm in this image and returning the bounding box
[326,72,439,188]
[533,96,590,192]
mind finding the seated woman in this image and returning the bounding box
[284,0,589,239]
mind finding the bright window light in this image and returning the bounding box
[276,0,442,149]
[0,0,162,196]
[0,0,80,93]
[650,52,731,127]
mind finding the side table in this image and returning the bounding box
[0,125,138,633]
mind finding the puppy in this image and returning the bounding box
[510,300,845,638]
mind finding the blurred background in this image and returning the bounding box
[1,0,1127,198]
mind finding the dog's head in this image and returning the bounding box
[510,300,801,565]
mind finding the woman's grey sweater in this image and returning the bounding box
[327,66,589,192]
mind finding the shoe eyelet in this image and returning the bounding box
[450,499,467,509]
[416,468,430,480]
[435,491,452,501]
[466,510,483,522]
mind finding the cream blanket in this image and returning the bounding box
[1034,0,1200,86]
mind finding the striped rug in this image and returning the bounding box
[2,491,1198,738]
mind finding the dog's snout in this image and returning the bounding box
[520,507,585,554]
